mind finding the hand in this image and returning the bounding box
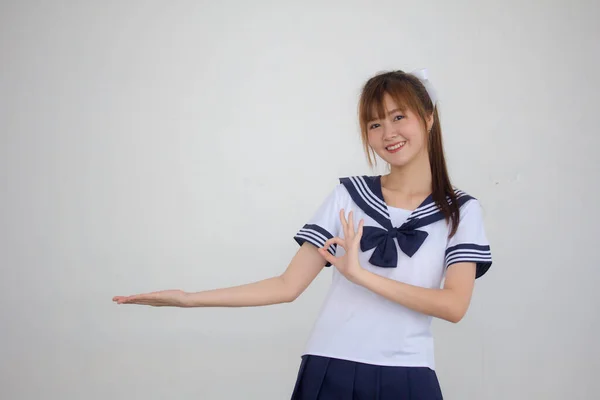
[318,209,365,283]
[112,289,189,307]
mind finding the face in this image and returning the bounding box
[366,93,433,168]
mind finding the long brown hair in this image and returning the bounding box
[358,70,460,236]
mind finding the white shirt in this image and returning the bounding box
[294,175,492,369]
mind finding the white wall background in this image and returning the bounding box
[1,1,599,399]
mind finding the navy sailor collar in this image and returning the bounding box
[339,175,473,268]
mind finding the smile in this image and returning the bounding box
[385,142,406,153]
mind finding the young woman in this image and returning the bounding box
[113,68,492,399]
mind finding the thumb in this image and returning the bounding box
[318,247,338,266]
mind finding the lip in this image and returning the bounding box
[385,141,406,153]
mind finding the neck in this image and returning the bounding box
[383,153,432,195]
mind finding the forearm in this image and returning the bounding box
[183,276,293,307]
[352,269,466,323]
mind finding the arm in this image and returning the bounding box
[113,243,325,307]
[351,262,476,323]
[319,210,476,323]
[184,243,325,307]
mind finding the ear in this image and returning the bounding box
[426,113,434,133]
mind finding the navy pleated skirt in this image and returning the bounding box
[291,355,443,400]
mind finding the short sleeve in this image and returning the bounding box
[293,184,343,266]
[445,199,492,278]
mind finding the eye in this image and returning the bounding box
[394,114,405,121]
[368,123,380,130]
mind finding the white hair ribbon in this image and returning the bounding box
[410,68,438,108]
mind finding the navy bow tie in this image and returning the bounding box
[360,220,429,268]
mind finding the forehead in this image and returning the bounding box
[366,93,411,122]
[381,93,403,111]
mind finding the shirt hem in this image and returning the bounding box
[300,350,436,370]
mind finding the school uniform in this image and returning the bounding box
[291,175,492,399]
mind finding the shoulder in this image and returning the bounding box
[312,180,351,210]
[337,175,382,198]
[452,188,487,223]
[325,181,348,199]
[328,181,352,206]
[337,175,383,201]
[453,188,480,209]
[338,175,380,188]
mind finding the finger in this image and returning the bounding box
[117,296,138,304]
[347,211,355,238]
[318,247,339,266]
[127,301,163,306]
[122,294,144,301]
[323,237,346,251]
[118,294,153,303]
[115,293,141,300]
[356,219,364,240]
[339,209,348,237]
[119,297,160,306]
[114,296,137,302]
[114,296,134,303]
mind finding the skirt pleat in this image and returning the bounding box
[291,355,331,399]
[291,355,443,400]
[352,360,378,400]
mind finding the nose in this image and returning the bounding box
[383,123,398,141]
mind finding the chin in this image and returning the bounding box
[387,160,411,168]
[380,153,413,168]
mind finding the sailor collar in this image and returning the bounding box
[339,175,473,268]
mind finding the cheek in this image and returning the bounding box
[407,130,427,147]
[366,130,380,147]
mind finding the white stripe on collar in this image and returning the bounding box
[348,176,390,220]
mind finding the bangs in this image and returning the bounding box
[359,75,424,126]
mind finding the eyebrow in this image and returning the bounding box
[367,108,404,123]
[385,108,403,115]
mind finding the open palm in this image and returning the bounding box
[112,289,188,307]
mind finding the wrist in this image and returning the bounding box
[349,265,369,285]
[181,291,196,307]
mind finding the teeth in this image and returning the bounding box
[387,142,406,150]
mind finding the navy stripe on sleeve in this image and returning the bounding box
[445,243,492,278]
[294,224,337,266]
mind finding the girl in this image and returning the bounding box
[113,68,492,399]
